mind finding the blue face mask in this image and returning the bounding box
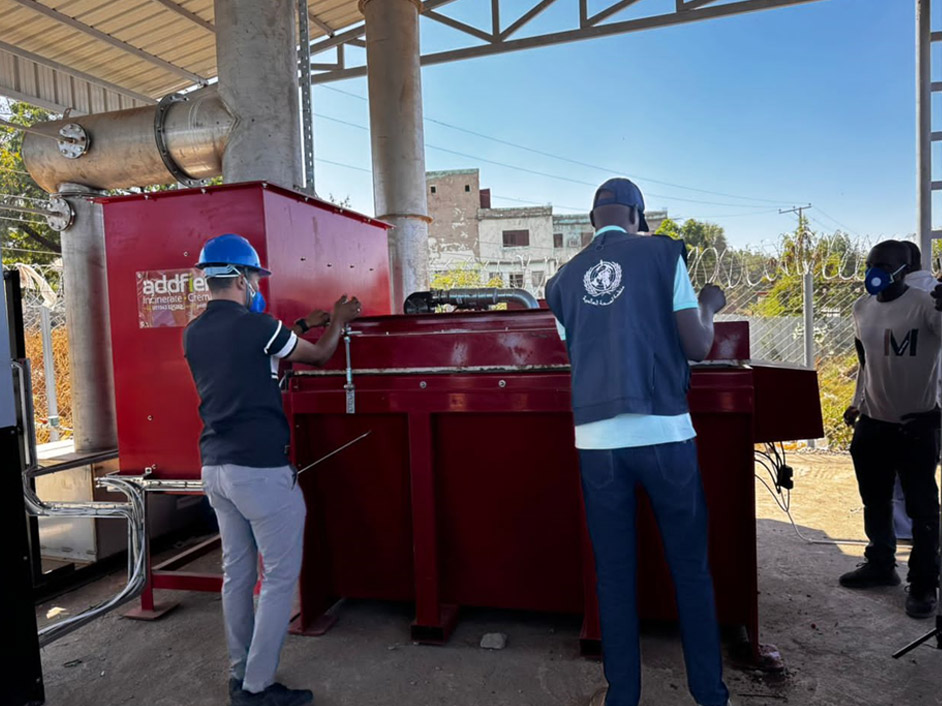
[864,264,906,295]
[245,278,267,313]
[864,265,906,296]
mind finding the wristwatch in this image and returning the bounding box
[294,318,310,333]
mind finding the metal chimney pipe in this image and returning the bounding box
[58,184,117,453]
[21,88,232,193]
[214,0,304,189]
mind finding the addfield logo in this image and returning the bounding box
[140,271,209,297]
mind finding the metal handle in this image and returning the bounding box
[11,360,33,469]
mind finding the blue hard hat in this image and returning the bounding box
[196,233,271,276]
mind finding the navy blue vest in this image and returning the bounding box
[546,231,691,425]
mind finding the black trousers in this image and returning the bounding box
[850,415,940,589]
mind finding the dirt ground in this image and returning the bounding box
[32,452,942,706]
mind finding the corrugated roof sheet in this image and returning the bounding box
[0,0,364,114]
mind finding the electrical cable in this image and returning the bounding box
[316,84,802,206]
[754,442,869,547]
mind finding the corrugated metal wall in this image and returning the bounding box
[0,45,150,114]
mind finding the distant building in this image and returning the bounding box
[427,168,667,298]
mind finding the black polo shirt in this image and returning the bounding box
[183,300,299,468]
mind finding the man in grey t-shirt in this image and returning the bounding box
[842,240,941,620]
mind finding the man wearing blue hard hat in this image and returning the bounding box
[184,233,361,706]
[841,240,940,620]
[545,178,731,706]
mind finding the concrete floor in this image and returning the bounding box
[34,453,942,706]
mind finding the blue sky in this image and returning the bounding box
[312,0,920,249]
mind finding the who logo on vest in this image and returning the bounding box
[583,260,625,307]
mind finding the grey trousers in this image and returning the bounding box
[202,464,306,694]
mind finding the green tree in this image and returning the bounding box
[754,216,864,319]
[0,99,62,264]
[431,264,503,290]
[656,217,728,251]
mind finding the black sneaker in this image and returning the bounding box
[232,683,314,706]
[229,678,243,699]
[905,585,938,619]
[839,562,901,588]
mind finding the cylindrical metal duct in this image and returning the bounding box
[361,0,431,309]
[21,88,232,193]
[214,0,303,189]
[59,184,117,453]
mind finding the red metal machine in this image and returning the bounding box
[286,314,822,653]
[100,183,823,653]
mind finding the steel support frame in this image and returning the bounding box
[299,0,317,194]
[918,0,941,264]
[309,0,828,84]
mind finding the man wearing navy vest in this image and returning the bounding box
[546,178,730,706]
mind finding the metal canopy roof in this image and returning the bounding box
[0,0,831,115]
[0,0,365,114]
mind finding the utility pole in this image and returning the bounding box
[781,204,816,448]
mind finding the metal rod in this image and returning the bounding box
[150,0,215,32]
[292,364,572,377]
[297,431,372,474]
[39,306,59,442]
[0,202,53,218]
[29,448,119,479]
[0,117,79,143]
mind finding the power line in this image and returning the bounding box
[314,156,371,173]
[316,84,799,206]
[813,207,862,238]
[314,112,784,209]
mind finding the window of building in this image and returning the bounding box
[581,231,594,247]
[509,273,525,288]
[430,185,436,194]
[553,233,563,248]
[503,229,530,247]
[532,271,545,287]
[465,184,471,192]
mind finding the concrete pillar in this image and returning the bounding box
[214,0,303,189]
[361,0,431,310]
[59,184,117,453]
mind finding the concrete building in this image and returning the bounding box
[427,169,667,298]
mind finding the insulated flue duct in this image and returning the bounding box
[21,88,233,193]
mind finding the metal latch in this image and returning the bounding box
[343,326,361,414]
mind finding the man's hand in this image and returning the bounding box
[332,295,362,326]
[932,283,942,311]
[843,406,860,428]
[302,309,331,329]
[698,284,727,315]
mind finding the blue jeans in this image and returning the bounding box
[579,440,729,706]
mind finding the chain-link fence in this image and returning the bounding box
[9,233,916,452]
[431,232,884,451]
[14,261,70,444]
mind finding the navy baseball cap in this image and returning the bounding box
[593,178,649,232]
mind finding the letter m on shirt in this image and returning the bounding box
[884,328,919,357]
